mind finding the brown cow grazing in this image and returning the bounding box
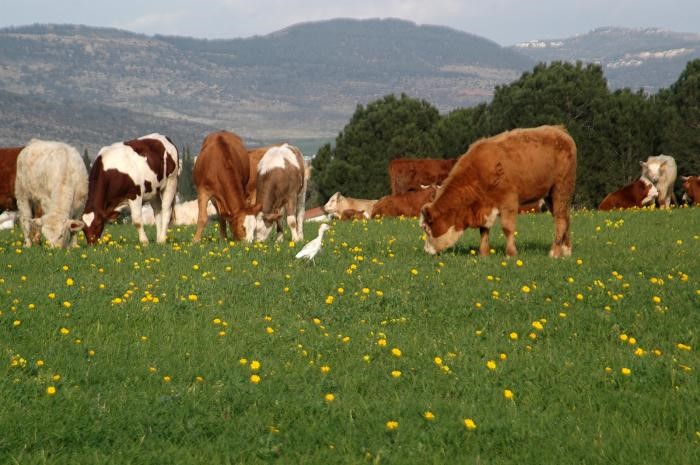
[371,185,437,218]
[389,158,457,195]
[253,144,307,242]
[420,125,577,258]
[323,192,376,219]
[598,178,658,211]
[192,131,261,242]
[681,176,700,205]
[0,147,24,212]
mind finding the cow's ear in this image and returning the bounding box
[640,161,647,168]
[680,176,689,181]
[69,220,85,232]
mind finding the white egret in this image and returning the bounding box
[295,223,330,262]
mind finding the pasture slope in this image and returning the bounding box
[1,207,698,464]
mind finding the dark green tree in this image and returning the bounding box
[432,103,491,158]
[312,93,441,201]
[178,145,197,201]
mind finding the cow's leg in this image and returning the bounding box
[157,179,177,243]
[193,192,212,243]
[500,208,518,257]
[151,197,164,244]
[295,186,306,242]
[479,227,490,256]
[276,218,285,242]
[128,197,149,244]
[549,200,571,258]
[17,195,35,247]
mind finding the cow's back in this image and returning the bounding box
[0,147,24,211]
[389,158,456,194]
[372,186,436,217]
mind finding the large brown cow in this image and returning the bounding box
[681,176,700,205]
[389,158,457,195]
[420,125,577,258]
[598,178,658,211]
[371,186,437,218]
[192,131,261,242]
[0,146,24,212]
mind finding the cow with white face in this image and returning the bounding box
[640,154,677,208]
[82,133,179,245]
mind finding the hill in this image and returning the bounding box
[0,19,531,142]
[512,27,700,92]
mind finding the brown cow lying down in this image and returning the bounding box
[681,176,700,205]
[323,192,376,219]
[598,178,658,210]
[389,158,457,194]
[420,125,577,258]
[371,186,437,218]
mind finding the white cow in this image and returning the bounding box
[15,139,88,247]
[641,154,677,208]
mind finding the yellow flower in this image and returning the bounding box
[385,420,399,431]
[677,343,692,351]
[486,360,497,371]
[66,278,74,286]
[391,348,402,357]
[499,353,507,361]
[12,320,21,327]
[337,287,344,295]
[521,285,531,293]
[62,301,71,308]
[621,367,632,376]
[250,374,261,384]
[509,332,518,341]
[503,389,514,400]
[46,386,57,396]
[250,360,261,371]
[531,321,544,330]
[52,374,61,381]
[59,327,70,335]
[410,269,418,276]
[163,375,172,383]
[377,338,387,347]
[324,393,335,403]
[516,259,523,267]
[320,365,330,374]
[463,418,477,430]
[265,327,274,334]
[652,295,661,304]
[239,358,248,365]
[188,294,198,302]
[423,411,435,421]
[576,293,584,301]
[391,370,402,378]
[325,295,334,305]
[48,292,56,299]
[434,356,443,366]
[195,376,204,382]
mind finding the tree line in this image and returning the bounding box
[311,60,700,207]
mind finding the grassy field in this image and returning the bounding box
[1,207,698,464]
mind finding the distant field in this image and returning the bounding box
[1,207,698,464]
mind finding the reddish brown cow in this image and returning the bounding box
[389,158,457,195]
[246,145,274,205]
[371,186,437,218]
[340,209,366,220]
[598,178,658,211]
[681,176,700,205]
[420,125,577,258]
[518,199,547,214]
[0,147,23,212]
[193,131,261,242]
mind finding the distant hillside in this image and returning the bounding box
[512,27,700,92]
[0,19,531,141]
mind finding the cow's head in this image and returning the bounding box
[82,210,120,245]
[419,204,464,255]
[224,204,263,242]
[254,210,282,242]
[322,192,341,214]
[639,179,659,206]
[33,216,85,248]
[640,160,667,183]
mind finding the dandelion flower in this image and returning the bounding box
[46,386,57,396]
[521,285,531,293]
[163,375,172,383]
[250,374,261,384]
[391,370,402,378]
[434,356,443,366]
[503,389,514,400]
[463,418,477,430]
[59,327,70,335]
[385,420,399,430]
[320,365,330,374]
[509,332,518,341]
[66,278,74,286]
[486,360,497,371]
[621,367,632,376]
[250,360,261,371]
[652,296,662,304]
[324,393,335,403]
[391,348,402,357]
[677,343,692,351]
[423,411,436,421]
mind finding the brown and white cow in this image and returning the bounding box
[371,185,437,218]
[420,125,577,258]
[82,133,179,245]
[15,140,88,247]
[245,145,273,205]
[192,131,261,242]
[389,158,457,195]
[681,175,700,205]
[0,146,24,213]
[598,178,658,211]
[323,192,376,219]
[253,144,307,242]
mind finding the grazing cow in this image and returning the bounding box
[420,125,577,258]
[254,144,307,242]
[82,133,179,245]
[681,175,700,205]
[15,140,88,247]
[598,178,659,210]
[246,145,273,205]
[0,146,24,212]
[640,154,677,208]
[371,185,437,218]
[389,158,457,194]
[192,131,261,242]
[323,192,376,219]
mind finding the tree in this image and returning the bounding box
[312,93,441,200]
[432,103,491,158]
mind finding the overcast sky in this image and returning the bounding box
[0,0,697,45]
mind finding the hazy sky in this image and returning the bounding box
[0,0,697,45]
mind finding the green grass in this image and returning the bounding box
[1,207,699,464]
